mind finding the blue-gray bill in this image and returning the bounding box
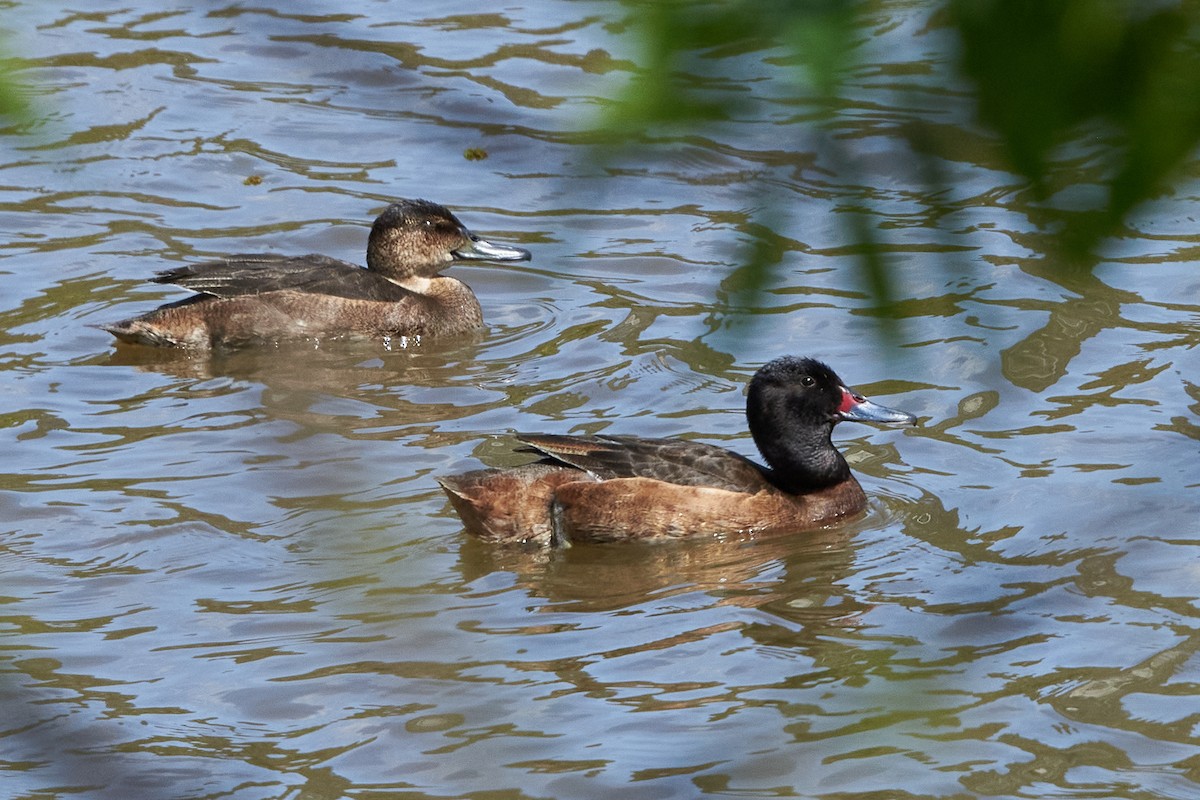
[838,389,917,426]
[454,234,531,262]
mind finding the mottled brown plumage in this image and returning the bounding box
[103,199,530,348]
[439,357,917,546]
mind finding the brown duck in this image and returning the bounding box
[103,199,531,348]
[439,356,916,545]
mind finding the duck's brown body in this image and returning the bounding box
[104,199,529,349]
[546,477,866,544]
[441,441,867,546]
[440,359,915,546]
[110,274,481,348]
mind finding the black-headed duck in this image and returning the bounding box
[439,356,916,546]
[103,199,531,348]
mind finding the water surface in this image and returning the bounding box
[2,3,1199,799]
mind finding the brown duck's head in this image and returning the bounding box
[366,198,531,279]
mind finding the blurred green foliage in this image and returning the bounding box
[0,39,27,121]
[953,0,1200,248]
[606,0,1200,299]
[609,0,857,126]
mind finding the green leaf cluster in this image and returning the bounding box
[607,0,1200,266]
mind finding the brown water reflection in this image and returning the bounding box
[458,524,859,614]
[3,2,1200,799]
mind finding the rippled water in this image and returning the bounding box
[3,3,1199,799]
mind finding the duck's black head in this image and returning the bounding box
[366,198,531,279]
[746,356,915,492]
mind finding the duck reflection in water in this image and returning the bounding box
[440,356,917,546]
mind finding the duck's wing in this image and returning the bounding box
[153,254,413,301]
[516,434,771,493]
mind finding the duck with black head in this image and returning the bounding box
[439,356,917,546]
[103,199,531,349]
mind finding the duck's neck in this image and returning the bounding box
[747,399,849,494]
[393,275,434,293]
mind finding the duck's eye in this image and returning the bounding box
[800,375,816,387]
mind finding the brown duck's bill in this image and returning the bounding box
[453,234,532,262]
[838,388,917,426]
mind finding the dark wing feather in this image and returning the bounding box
[516,434,771,493]
[153,254,414,301]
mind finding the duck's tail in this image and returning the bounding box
[438,464,581,547]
